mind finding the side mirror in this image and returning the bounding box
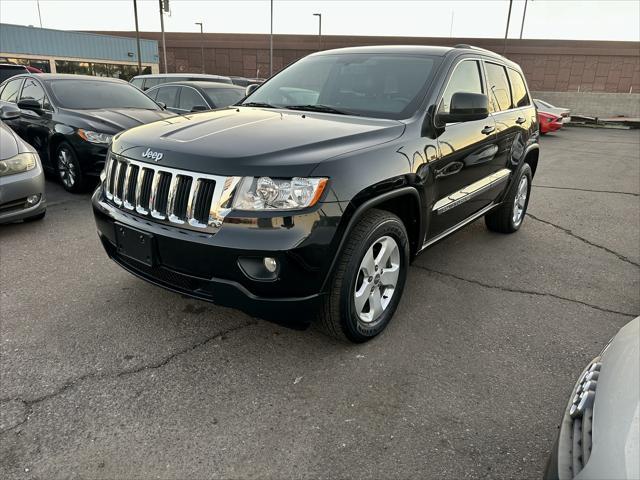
[156,101,167,110]
[17,98,42,114]
[437,92,489,124]
[190,105,209,112]
[0,104,21,120]
[245,84,260,96]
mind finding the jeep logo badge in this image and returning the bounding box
[142,148,163,162]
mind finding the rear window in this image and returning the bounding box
[50,79,161,110]
[0,77,23,103]
[202,87,245,108]
[0,65,27,82]
[130,77,144,89]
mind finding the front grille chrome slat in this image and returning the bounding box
[104,154,239,233]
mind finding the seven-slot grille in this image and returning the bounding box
[103,153,237,232]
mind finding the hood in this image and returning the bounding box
[0,121,20,160]
[579,317,639,480]
[59,108,176,134]
[111,107,405,177]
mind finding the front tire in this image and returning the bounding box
[485,163,532,233]
[319,209,409,343]
[56,142,86,193]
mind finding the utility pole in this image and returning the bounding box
[36,0,43,28]
[159,0,168,73]
[503,0,513,54]
[449,11,454,37]
[269,0,273,77]
[195,22,204,73]
[519,0,529,39]
[313,13,322,51]
[133,0,143,74]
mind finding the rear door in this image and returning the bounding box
[428,59,499,238]
[154,85,180,113]
[506,67,536,164]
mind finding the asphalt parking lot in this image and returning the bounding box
[1,126,638,479]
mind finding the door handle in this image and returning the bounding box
[481,125,495,135]
[516,117,526,125]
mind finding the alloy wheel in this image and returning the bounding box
[513,175,528,226]
[57,148,76,189]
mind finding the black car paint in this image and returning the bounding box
[93,46,539,318]
[0,74,175,179]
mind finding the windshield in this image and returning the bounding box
[241,53,439,119]
[50,80,161,110]
[202,87,245,107]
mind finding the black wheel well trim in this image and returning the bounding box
[319,186,422,292]
[522,144,539,177]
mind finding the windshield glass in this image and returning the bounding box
[202,87,245,107]
[242,53,439,119]
[50,80,161,110]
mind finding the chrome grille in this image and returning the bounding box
[103,153,241,233]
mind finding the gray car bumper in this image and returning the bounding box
[0,165,46,223]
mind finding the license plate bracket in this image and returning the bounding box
[115,223,154,267]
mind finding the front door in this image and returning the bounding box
[428,59,500,238]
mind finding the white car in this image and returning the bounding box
[534,99,571,123]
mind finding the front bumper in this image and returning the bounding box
[0,164,46,223]
[92,187,344,319]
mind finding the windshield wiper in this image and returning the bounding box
[241,102,278,108]
[285,104,355,116]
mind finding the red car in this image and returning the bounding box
[538,111,563,134]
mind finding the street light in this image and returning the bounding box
[195,22,204,73]
[313,13,322,51]
[133,0,143,75]
[520,0,529,39]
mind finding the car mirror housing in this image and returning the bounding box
[17,98,42,114]
[245,84,260,97]
[437,92,490,124]
[0,104,21,120]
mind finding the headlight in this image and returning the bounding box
[0,152,37,177]
[232,176,328,210]
[77,129,113,144]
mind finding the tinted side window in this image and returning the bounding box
[507,69,530,108]
[178,87,207,110]
[20,78,51,109]
[146,88,159,101]
[130,78,144,89]
[155,86,179,108]
[0,78,23,103]
[439,60,483,114]
[142,78,162,90]
[485,62,512,112]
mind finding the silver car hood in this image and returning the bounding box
[578,317,639,479]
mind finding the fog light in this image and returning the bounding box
[263,257,278,273]
[26,194,41,206]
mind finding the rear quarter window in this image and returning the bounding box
[507,69,531,108]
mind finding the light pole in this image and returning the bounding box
[503,0,513,54]
[133,0,143,75]
[313,13,322,51]
[519,0,529,39]
[159,0,168,73]
[195,22,204,73]
[269,0,273,77]
[36,0,43,27]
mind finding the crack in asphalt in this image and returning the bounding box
[412,265,638,318]
[527,213,640,268]
[0,320,258,435]
[533,184,639,197]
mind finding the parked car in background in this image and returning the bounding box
[0,64,30,82]
[0,74,175,192]
[145,81,246,114]
[544,317,639,480]
[538,111,563,135]
[130,73,233,91]
[230,76,265,87]
[534,98,571,122]
[0,105,46,223]
[92,44,540,342]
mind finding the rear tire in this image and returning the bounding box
[318,209,409,343]
[485,164,532,234]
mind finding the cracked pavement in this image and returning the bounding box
[1,127,638,479]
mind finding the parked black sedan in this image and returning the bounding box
[0,74,175,192]
[145,81,245,114]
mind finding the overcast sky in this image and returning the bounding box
[1,0,639,41]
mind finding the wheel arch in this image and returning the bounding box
[320,186,423,292]
[523,144,539,177]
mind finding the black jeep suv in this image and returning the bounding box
[93,45,539,342]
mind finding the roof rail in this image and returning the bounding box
[453,44,496,55]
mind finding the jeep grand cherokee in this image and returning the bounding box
[92,45,539,342]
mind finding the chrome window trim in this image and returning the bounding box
[432,168,511,214]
